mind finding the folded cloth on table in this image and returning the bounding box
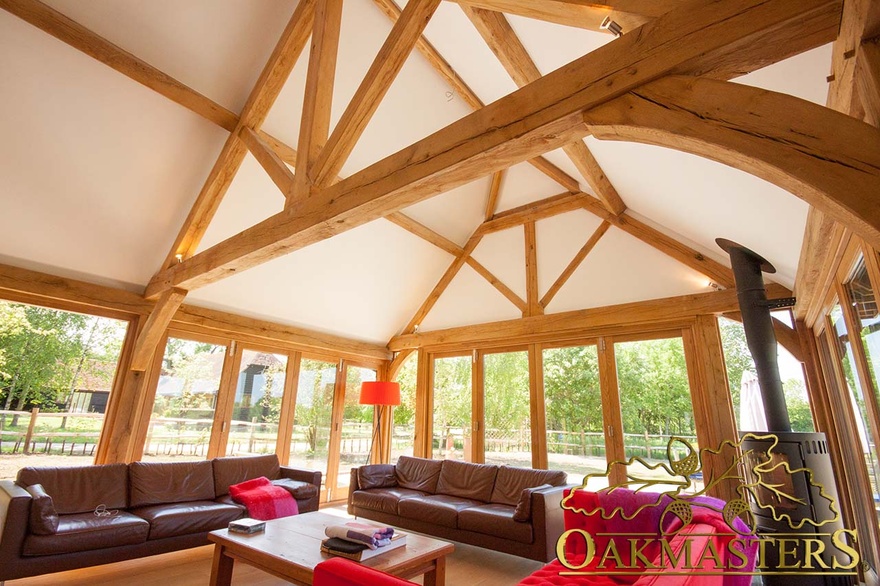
[324,522,394,549]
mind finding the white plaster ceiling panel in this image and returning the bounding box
[196,153,287,253]
[733,44,833,106]
[263,0,474,180]
[583,137,808,288]
[535,211,606,298]
[418,264,522,332]
[420,1,519,106]
[400,177,490,246]
[494,162,571,213]
[188,220,452,344]
[545,227,711,314]
[506,14,610,76]
[470,227,527,301]
[0,11,226,290]
[42,0,297,113]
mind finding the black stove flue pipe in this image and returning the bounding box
[716,238,791,432]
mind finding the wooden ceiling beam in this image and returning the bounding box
[578,196,736,289]
[239,127,295,196]
[524,221,542,316]
[129,288,187,371]
[584,75,880,253]
[145,0,839,298]
[384,211,527,315]
[794,0,878,321]
[402,233,483,334]
[462,5,626,215]
[310,0,442,188]
[385,212,464,256]
[370,0,581,193]
[158,0,316,269]
[540,220,610,308]
[480,192,590,235]
[0,0,239,132]
[389,282,794,350]
[484,171,504,221]
[446,0,672,32]
[465,256,528,313]
[857,36,880,126]
[290,0,344,204]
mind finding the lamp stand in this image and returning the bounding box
[366,407,383,466]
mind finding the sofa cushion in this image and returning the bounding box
[22,511,149,556]
[272,478,319,499]
[436,460,498,502]
[490,466,566,506]
[513,484,551,522]
[17,463,129,514]
[25,484,59,535]
[351,487,428,516]
[129,460,215,507]
[397,494,481,528]
[395,456,443,493]
[459,503,534,544]
[358,464,398,489]
[130,500,243,539]
[213,454,280,497]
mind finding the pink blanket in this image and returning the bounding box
[229,476,298,520]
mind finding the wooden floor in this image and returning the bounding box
[6,532,544,586]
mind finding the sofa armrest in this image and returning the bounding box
[530,484,572,563]
[279,466,322,489]
[0,480,32,569]
[315,557,416,585]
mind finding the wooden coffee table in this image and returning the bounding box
[208,511,454,586]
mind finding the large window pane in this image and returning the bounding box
[484,350,530,467]
[543,345,606,486]
[0,301,127,477]
[718,317,814,433]
[391,353,417,463]
[225,350,287,457]
[831,303,880,501]
[433,356,472,461]
[144,337,225,462]
[846,258,880,419]
[289,359,336,492]
[616,337,701,492]
[337,366,377,495]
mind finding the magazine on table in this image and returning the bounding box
[321,531,407,561]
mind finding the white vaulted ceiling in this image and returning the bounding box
[0,0,835,344]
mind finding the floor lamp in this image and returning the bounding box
[360,381,401,465]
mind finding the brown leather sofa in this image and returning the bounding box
[347,456,569,562]
[0,454,321,582]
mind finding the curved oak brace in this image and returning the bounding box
[582,76,880,251]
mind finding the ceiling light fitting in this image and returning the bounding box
[600,16,623,38]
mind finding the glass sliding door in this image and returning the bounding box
[483,350,530,467]
[334,365,377,498]
[288,358,336,498]
[615,336,701,491]
[144,336,227,462]
[542,344,605,485]
[225,350,287,457]
[391,352,418,463]
[432,355,473,461]
[830,302,880,502]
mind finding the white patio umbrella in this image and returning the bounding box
[739,370,767,431]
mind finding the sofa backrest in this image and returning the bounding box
[16,463,129,515]
[436,460,498,502]
[490,465,567,506]
[129,460,215,507]
[212,454,280,497]
[394,456,443,493]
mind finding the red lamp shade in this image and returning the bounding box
[359,381,401,406]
